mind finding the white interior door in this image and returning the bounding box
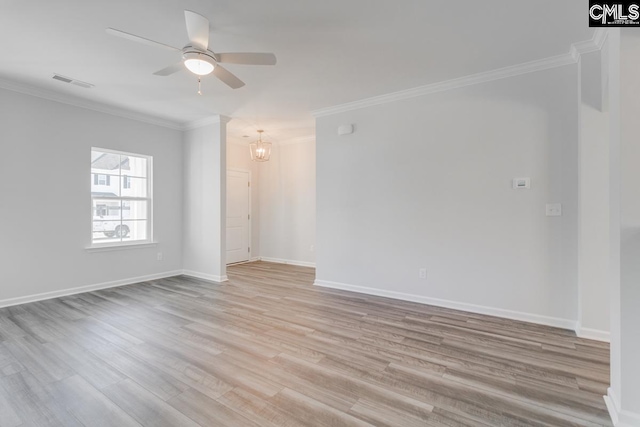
[226,170,250,264]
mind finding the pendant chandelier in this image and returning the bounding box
[249,130,272,162]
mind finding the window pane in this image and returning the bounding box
[91,151,122,175]
[122,220,147,241]
[122,155,148,178]
[91,173,120,197]
[122,200,148,220]
[92,220,122,243]
[92,231,121,244]
[92,199,121,221]
[121,177,147,198]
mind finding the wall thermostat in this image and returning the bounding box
[512,177,531,189]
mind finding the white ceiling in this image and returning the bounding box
[0,0,593,143]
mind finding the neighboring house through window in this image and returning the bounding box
[94,174,110,186]
[91,148,152,246]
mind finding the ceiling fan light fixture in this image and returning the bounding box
[183,51,215,75]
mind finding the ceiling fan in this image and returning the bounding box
[106,10,277,90]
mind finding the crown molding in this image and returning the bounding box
[311,53,575,118]
[593,28,608,50]
[182,115,232,131]
[571,29,608,61]
[312,30,607,118]
[0,78,184,130]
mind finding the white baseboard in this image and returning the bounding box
[605,387,640,426]
[181,270,228,283]
[0,270,183,309]
[576,323,610,342]
[227,257,260,266]
[314,279,577,330]
[605,388,621,426]
[259,257,316,268]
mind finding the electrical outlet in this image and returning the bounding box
[419,268,427,279]
[157,252,163,261]
[546,203,562,217]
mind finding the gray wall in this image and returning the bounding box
[607,28,640,423]
[182,120,227,281]
[577,50,610,338]
[315,65,580,326]
[259,141,316,266]
[0,88,183,302]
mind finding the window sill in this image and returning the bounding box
[86,241,158,253]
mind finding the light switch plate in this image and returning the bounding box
[546,203,562,216]
[512,177,531,189]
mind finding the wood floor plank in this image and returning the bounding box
[0,261,612,427]
[216,349,356,412]
[3,336,74,385]
[101,379,200,427]
[47,375,141,427]
[6,313,69,344]
[0,343,25,378]
[43,339,125,390]
[270,387,375,427]
[89,343,190,401]
[0,386,21,427]
[385,363,606,427]
[168,388,262,427]
[0,316,28,342]
[216,387,307,427]
[0,371,84,427]
[349,398,440,427]
[124,342,234,400]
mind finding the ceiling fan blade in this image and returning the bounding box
[153,62,184,76]
[106,28,180,51]
[212,65,245,89]
[184,10,209,50]
[216,53,277,65]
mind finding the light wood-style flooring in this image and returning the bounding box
[0,262,611,426]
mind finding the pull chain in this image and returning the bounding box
[197,77,202,95]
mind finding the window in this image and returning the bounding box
[94,174,110,186]
[91,148,152,246]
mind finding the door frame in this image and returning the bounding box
[226,167,252,264]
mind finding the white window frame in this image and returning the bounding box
[89,147,153,249]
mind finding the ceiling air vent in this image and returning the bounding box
[52,74,94,89]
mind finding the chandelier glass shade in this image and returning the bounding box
[249,130,272,162]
